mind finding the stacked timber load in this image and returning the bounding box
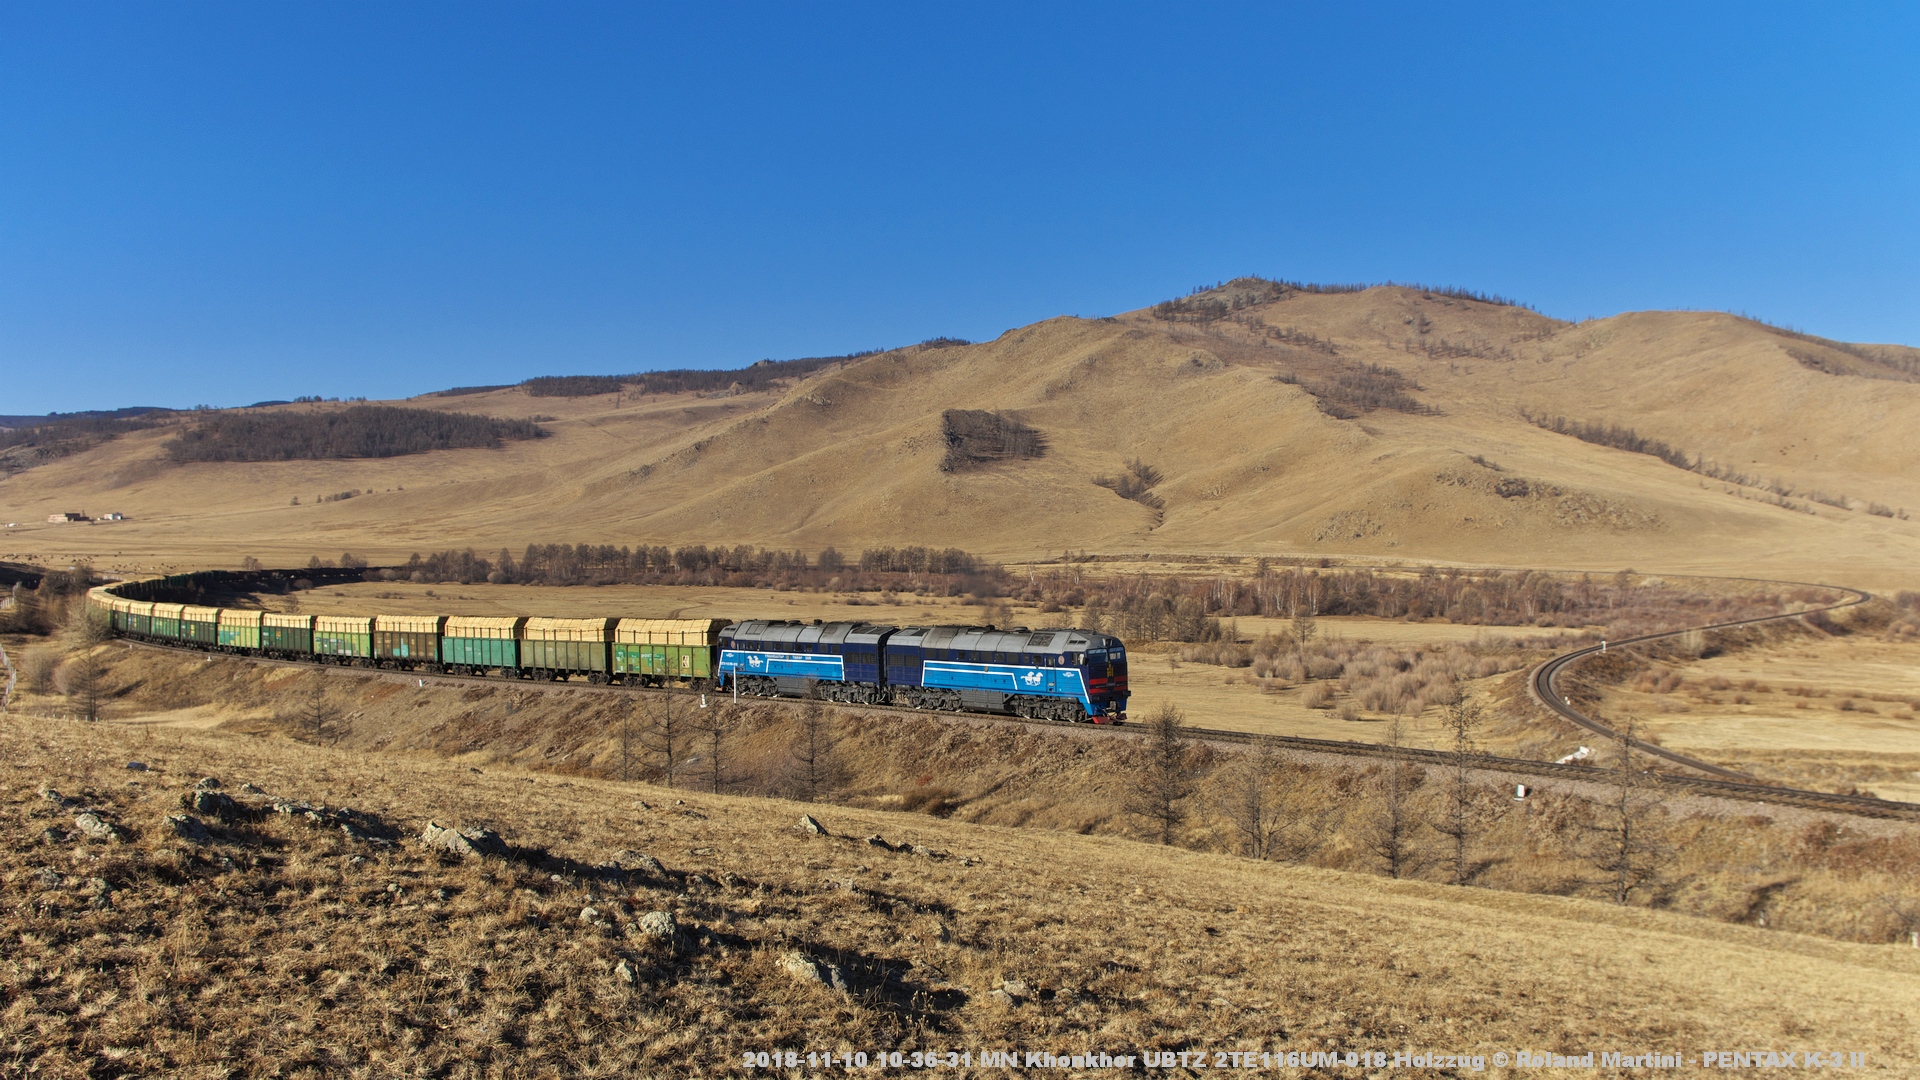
[373,614,446,665]
[613,618,725,683]
[442,616,526,672]
[217,609,263,650]
[521,617,615,680]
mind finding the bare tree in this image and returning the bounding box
[1223,736,1296,859]
[788,701,842,802]
[641,687,685,788]
[25,648,58,695]
[65,648,106,722]
[614,701,640,782]
[693,700,735,795]
[296,685,342,744]
[1362,717,1423,879]
[1430,697,1486,885]
[1125,702,1195,845]
[1581,717,1674,904]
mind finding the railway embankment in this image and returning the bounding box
[21,640,1920,947]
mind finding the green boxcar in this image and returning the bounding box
[126,605,152,636]
[262,614,314,655]
[218,610,262,650]
[612,618,725,683]
[373,615,445,666]
[150,603,184,640]
[314,616,374,660]
[442,616,524,671]
[521,618,614,678]
[181,606,220,646]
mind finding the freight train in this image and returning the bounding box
[87,573,1129,723]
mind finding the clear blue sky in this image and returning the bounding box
[3,3,1915,415]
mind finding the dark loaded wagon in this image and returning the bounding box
[441,616,524,675]
[218,609,262,652]
[150,603,185,641]
[520,617,614,682]
[180,605,221,648]
[612,618,724,687]
[374,614,446,670]
[262,613,314,657]
[314,615,374,664]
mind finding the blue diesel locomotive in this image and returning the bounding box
[718,620,1128,722]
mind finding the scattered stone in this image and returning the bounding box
[1056,986,1079,1004]
[579,906,603,924]
[195,777,221,791]
[614,959,637,984]
[674,799,686,806]
[35,868,64,889]
[989,988,1017,1008]
[125,762,148,772]
[635,910,678,945]
[239,783,266,795]
[346,855,368,867]
[931,923,951,942]
[910,844,938,859]
[419,821,508,859]
[433,888,449,901]
[624,852,667,877]
[86,877,109,895]
[685,873,715,890]
[864,835,893,850]
[959,857,975,868]
[719,871,744,890]
[778,950,849,993]
[689,846,713,857]
[185,789,242,820]
[800,814,827,836]
[37,785,69,805]
[39,828,68,845]
[340,822,370,843]
[1000,979,1030,999]
[73,812,122,842]
[165,814,213,844]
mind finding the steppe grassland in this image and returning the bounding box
[15,641,1920,949]
[6,290,1920,586]
[1586,629,1920,801]
[7,714,1920,1078]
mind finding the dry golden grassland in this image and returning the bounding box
[1571,608,1920,802]
[8,706,1920,1078]
[6,285,1920,589]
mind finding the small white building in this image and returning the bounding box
[47,512,89,523]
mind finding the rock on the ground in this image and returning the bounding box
[165,814,213,844]
[185,789,242,820]
[864,834,893,850]
[614,959,637,984]
[635,910,678,943]
[125,762,148,772]
[778,950,850,993]
[73,812,122,842]
[800,814,827,836]
[419,821,508,858]
[195,777,221,790]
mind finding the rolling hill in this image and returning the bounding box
[4,281,1918,587]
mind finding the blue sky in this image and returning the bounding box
[2,3,1915,415]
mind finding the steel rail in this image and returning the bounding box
[1526,578,1874,780]
[120,629,1920,823]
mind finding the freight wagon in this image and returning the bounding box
[521,617,614,682]
[85,570,1128,722]
[614,618,727,687]
[441,616,524,675]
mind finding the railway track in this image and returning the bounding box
[122,611,1920,823]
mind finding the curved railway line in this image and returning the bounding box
[119,578,1920,824]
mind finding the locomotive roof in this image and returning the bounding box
[723,620,893,646]
[888,625,1120,654]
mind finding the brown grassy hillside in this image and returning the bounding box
[8,702,1920,1077]
[4,282,1918,588]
